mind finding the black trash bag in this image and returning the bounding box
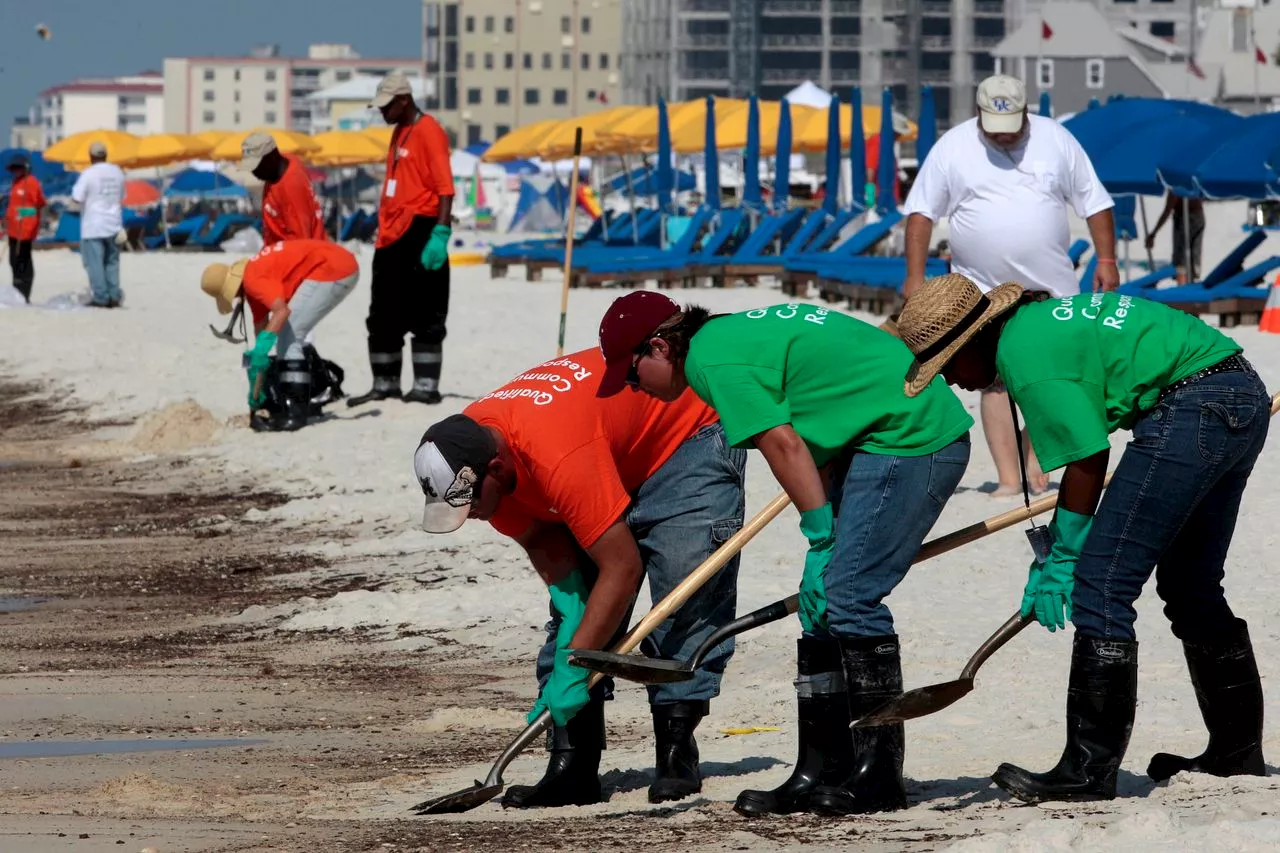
[254,345,346,416]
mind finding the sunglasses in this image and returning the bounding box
[625,342,654,388]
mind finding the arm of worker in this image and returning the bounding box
[1146,193,1176,248]
[1086,209,1119,293]
[903,213,935,299]
[900,149,950,299]
[263,297,291,335]
[70,173,88,207]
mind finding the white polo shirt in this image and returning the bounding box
[71,162,126,240]
[903,114,1113,297]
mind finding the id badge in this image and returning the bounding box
[1026,524,1054,565]
[385,179,397,198]
[241,353,251,370]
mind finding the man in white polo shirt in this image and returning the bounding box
[71,141,126,308]
[901,74,1116,496]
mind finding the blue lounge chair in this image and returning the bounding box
[183,213,258,250]
[781,211,905,296]
[145,213,210,249]
[571,208,743,288]
[338,210,367,242]
[36,212,81,246]
[1116,229,1269,297]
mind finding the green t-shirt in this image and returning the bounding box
[683,303,973,465]
[998,293,1242,472]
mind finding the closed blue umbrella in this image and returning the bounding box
[704,96,720,210]
[743,95,762,210]
[774,98,792,211]
[1087,97,1102,110]
[916,85,937,165]
[849,87,866,210]
[656,96,673,213]
[1088,108,1240,196]
[823,93,841,216]
[1038,90,1052,117]
[876,87,896,215]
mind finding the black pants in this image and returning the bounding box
[8,238,33,302]
[367,216,450,351]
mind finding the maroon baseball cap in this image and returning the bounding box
[597,291,681,397]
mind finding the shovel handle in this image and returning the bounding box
[682,595,799,668]
[957,611,1033,682]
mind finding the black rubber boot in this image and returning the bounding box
[404,339,443,404]
[347,346,402,408]
[1148,620,1266,782]
[502,697,605,809]
[649,700,708,804]
[736,637,852,817]
[809,635,908,816]
[992,635,1138,804]
[253,359,311,432]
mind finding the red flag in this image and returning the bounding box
[1187,57,1206,80]
[1041,20,1053,40]
[1257,45,1268,65]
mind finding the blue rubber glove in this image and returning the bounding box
[420,224,451,271]
[798,503,837,634]
[528,569,592,726]
[244,331,277,410]
[1021,508,1093,632]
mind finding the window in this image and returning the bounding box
[265,69,277,82]
[203,68,215,81]
[234,90,241,102]
[542,52,552,69]
[465,15,475,32]
[1149,21,1175,38]
[562,15,571,33]
[484,15,495,33]
[505,52,514,69]
[468,88,483,105]
[466,52,475,69]
[336,70,351,82]
[525,88,540,105]
[234,110,241,124]
[582,16,591,34]
[495,123,510,138]
[505,16,514,32]
[581,52,590,70]
[203,90,215,102]
[202,110,215,123]
[1036,58,1054,89]
[1231,12,1250,52]
[265,90,277,102]
[562,52,571,69]
[467,124,483,146]
[445,3,457,36]
[553,88,568,105]
[233,69,241,82]
[495,88,510,104]
[600,54,610,70]
[1086,58,1105,88]
[586,88,597,101]
[485,53,494,70]
[523,53,533,69]
[265,110,276,123]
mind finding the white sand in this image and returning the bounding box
[4,207,1280,848]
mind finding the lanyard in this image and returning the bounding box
[390,117,420,179]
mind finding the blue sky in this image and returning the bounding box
[0,0,421,131]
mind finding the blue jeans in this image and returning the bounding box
[1073,367,1270,642]
[817,436,971,638]
[80,238,121,304]
[536,423,746,707]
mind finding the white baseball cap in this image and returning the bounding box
[240,132,278,172]
[372,72,414,108]
[976,75,1027,134]
[413,415,497,533]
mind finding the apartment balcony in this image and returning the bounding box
[974,0,1004,16]
[679,67,732,81]
[921,0,951,14]
[762,0,822,14]
[677,33,731,48]
[830,0,861,14]
[972,34,1004,48]
[883,0,906,14]
[762,33,824,49]
[832,35,861,48]
[920,68,953,83]
[678,0,730,16]
[921,35,952,50]
[762,67,814,82]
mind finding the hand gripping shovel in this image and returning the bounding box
[409,492,795,815]
[571,485,1092,686]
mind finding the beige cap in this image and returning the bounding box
[371,71,413,108]
[88,141,108,158]
[200,259,248,315]
[976,75,1026,134]
[240,132,278,172]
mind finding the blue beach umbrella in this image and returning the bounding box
[1038,90,1052,117]
[876,87,896,215]
[849,87,866,209]
[656,96,673,213]
[704,96,720,210]
[743,95,762,210]
[823,93,841,216]
[774,98,792,211]
[916,85,937,165]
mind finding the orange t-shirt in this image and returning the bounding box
[5,175,46,242]
[262,155,326,244]
[464,348,719,549]
[376,114,454,248]
[242,239,358,325]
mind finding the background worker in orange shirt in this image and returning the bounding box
[241,133,327,244]
[348,71,454,407]
[5,154,46,303]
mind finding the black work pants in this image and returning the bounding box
[8,238,33,302]
[367,216,450,352]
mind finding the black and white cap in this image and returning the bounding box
[413,415,497,533]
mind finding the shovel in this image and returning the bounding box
[209,299,247,344]
[410,492,795,815]
[571,485,1090,686]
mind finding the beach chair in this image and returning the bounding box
[34,212,81,249]
[782,210,905,296]
[183,213,258,251]
[338,210,367,243]
[696,207,811,287]
[570,207,739,289]
[145,212,210,249]
[1140,255,1280,326]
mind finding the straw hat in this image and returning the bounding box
[898,273,1024,397]
[200,259,248,314]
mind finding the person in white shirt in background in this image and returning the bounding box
[901,75,1117,496]
[71,141,126,308]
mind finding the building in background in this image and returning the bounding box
[307,75,434,133]
[25,73,165,148]
[9,114,43,150]
[163,44,421,135]
[1007,0,1195,54]
[421,0,624,146]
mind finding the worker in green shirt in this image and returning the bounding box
[596,291,973,818]
[897,275,1270,805]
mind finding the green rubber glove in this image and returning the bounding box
[420,224,451,271]
[16,207,37,217]
[528,569,592,726]
[1021,508,1094,632]
[244,331,277,410]
[798,503,836,634]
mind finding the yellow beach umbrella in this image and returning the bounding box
[130,133,213,168]
[791,104,918,152]
[193,129,231,150]
[482,118,562,163]
[43,130,142,168]
[208,128,321,163]
[687,100,822,156]
[306,130,387,166]
[361,126,395,148]
[535,106,646,160]
[605,99,748,154]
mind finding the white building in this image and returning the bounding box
[31,72,165,148]
[163,44,423,134]
[306,75,433,133]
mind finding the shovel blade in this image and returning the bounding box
[410,780,503,815]
[851,678,974,728]
[569,649,696,684]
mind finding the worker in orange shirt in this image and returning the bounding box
[5,154,46,303]
[241,133,327,244]
[348,71,454,408]
[413,344,746,808]
[201,239,358,432]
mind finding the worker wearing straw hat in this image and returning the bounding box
[348,71,455,408]
[242,132,326,244]
[4,153,45,303]
[597,292,973,818]
[896,275,1269,804]
[201,239,358,431]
